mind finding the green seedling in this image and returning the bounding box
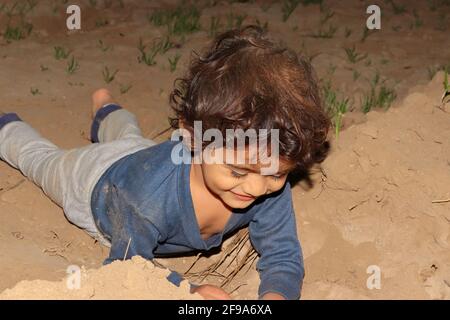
[282,0,301,22]
[322,80,350,140]
[168,53,181,73]
[120,83,132,94]
[102,66,118,83]
[361,73,396,113]
[66,56,79,74]
[411,9,423,29]
[361,27,375,42]
[148,5,201,37]
[319,7,334,25]
[30,87,41,95]
[3,22,33,41]
[344,27,352,38]
[137,37,173,66]
[54,46,71,60]
[255,19,269,31]
[97,39,113,52]
[95,18,109,28]
[343,46,367,63]
[89,0,97,7]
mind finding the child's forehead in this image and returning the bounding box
[222,145,294,172]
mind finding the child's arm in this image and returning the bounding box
[248,182,304,300]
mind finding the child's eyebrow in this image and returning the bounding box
[226,164,290,175]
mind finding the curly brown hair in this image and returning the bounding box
[169,25,330,172]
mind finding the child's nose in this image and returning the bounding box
[242,175,268,198]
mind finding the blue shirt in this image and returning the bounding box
[90,139,304,299]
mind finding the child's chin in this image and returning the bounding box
[223,196,254,209]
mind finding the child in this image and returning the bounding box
[0,26,330,300]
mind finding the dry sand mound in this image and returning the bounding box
[296,71,450,299]
[0,256,200,300]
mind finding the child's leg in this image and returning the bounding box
[92,106,145,143]
[90,88,146,143]
[0,112,155,245]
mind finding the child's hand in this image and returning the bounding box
[191,284,232,300]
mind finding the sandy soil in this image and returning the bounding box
[0,0,449,299]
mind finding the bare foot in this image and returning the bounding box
[91,88,115,119]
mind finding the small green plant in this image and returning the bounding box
[299,41,320,63]
[54,46,71,60]
[353,69,360,81]
[411,9,423,29]
[319,7,334,25]
[3,22,33,42]
[168,53,181,72]
[120,83,132,94]
[322,80,350,140]
[157,36,174,54]
[361,27,375,42]
[255,18,269,31]
[30,87,41,95]
[361,73,397,113]
[26,0,37,12]
[343,46,367,63]
[97,39,112,52]
[102,66,118,83]
[137,37,173,66]
[148,5,201,38]
[281,0,301,22]
[66,56,79,74]
[344,27,352,38]
[89,0,97,7]
[95,18,109,28]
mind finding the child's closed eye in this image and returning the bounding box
[230,170,247,179]
[231,169,285,181]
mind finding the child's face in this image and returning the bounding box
[195,146,293,209]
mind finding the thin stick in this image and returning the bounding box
[432,199,450,203]
[123,237,132,260]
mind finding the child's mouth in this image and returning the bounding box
[230,191,255,201]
